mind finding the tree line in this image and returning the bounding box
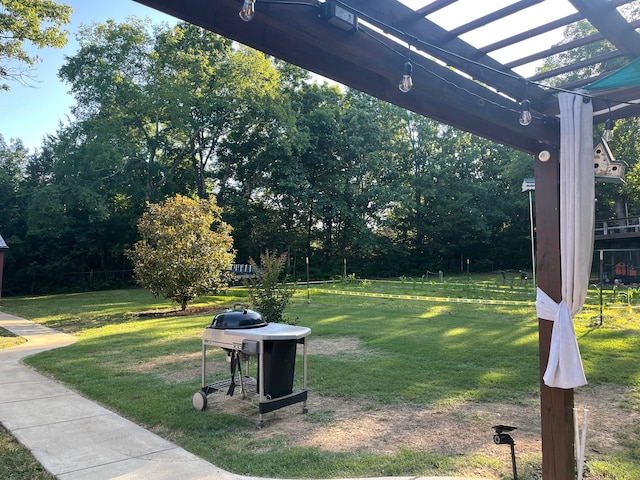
[1,19,639,295]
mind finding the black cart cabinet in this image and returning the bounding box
[193,321,310,428]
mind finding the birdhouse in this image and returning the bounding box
[594,140,627,183]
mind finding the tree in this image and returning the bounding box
[0,0,72,89]
[0,135,27,230]
[382,110,532,273]
[127,194,234,310]
[59,19,168,203]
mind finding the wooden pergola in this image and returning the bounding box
[134,1,640,477]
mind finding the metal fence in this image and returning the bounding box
[593,249,640,285]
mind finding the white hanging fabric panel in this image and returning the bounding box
[535,92,594,389]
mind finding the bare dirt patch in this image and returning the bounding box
[129,352,202,383]
[306,337,372,356]
[260,385,634,457]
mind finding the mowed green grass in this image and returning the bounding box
[1,276,639,479]
[0,425,55,480]
[0,327,24,349]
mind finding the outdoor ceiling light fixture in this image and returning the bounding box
[321,0,358,31]
[519,99,532,126]
[239,0,256,21]
[399,61,413,93]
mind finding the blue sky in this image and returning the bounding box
[1,0,177,151]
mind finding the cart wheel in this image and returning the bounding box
[256,420,264,429]
[192,390,208,411]
[302,406,309,414]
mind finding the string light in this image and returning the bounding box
[359,26,524,120]
[239,0,256,22]
[603,117,614,141]
[240,0,320,22]
[399,62,413,93]
[519,99,532,126]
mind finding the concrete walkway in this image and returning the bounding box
[0,311,486,480]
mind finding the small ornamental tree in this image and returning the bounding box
[127,194,234,311]
[247,250,294,323]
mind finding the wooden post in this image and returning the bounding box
[534,147,576,479]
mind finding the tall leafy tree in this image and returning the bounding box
[153,23,246,198]
[388,110,441,266]
[0,0,72,89]
[539,4,640,87]
[59,19,171,203]
[0,135,27,230]
[333,90,406,271]
[210,47,301,262]
[288,82,345,265]
[384,111,531,273]
[59,20,294,222]
[616,117,640,215]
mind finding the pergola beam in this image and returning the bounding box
[414,0,456,17]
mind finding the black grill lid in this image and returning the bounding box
[210,303,266,329]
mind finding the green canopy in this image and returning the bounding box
[585,57,640,91]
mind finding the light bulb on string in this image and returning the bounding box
[519,99,532,126]
[399,62,413,93]
[603,117,614,142]
[239,0,256,22]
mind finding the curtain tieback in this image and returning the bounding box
[536,288,587,389]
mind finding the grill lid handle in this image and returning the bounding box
[233,302,248,314]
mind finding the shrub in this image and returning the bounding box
[247,250,294,323]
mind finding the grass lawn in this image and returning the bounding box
[1,275,639,479]
[0,425,55,480]
[0,326,24,349]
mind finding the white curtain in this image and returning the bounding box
[535,92,594,389]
